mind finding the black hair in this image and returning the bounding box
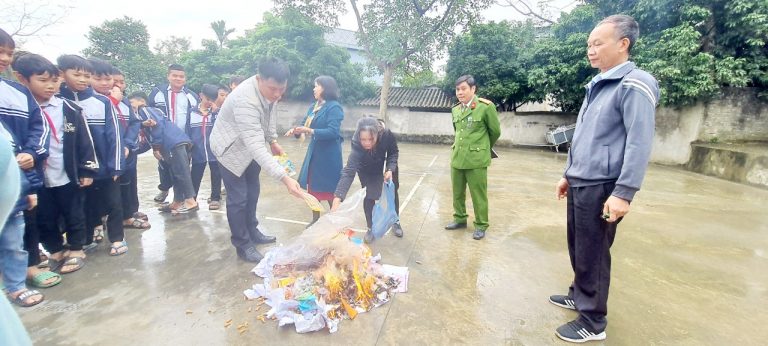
[229,75,245,86]
[314,75,340,101]
[112,66,124,76]
[57,54,93,73]
[200,84,219,100]
[87,57,113,77]
[218,85,231,93]
[257,57,290,83]
[11,53,59,79]
[128,91,148,103]
[168,64,185,73]
[0,28,15,49]
[455,75,476,88]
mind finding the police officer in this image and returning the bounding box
[444,75,501,240]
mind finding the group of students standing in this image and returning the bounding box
[0,27,240,308]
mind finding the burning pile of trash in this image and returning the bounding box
[244,189,408,333]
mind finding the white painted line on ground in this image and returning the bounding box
[210,209,309,225]
[399,155,437,214]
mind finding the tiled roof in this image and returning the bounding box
[357,86,454,110]
[324,28,361,51]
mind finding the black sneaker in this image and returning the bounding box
[549,295,576,310]
[555,319,606,343]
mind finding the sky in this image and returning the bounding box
[6,0,579,63]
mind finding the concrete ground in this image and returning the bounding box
[16,140,768,345]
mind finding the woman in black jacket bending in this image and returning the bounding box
[332,116,403,243]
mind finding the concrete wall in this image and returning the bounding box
[276,87,767,166]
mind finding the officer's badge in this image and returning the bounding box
[64,123,75,133]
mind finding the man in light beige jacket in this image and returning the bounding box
[210,57,303,262]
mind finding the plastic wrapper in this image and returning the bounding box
[244,188,406,333]
[274,153,297,177]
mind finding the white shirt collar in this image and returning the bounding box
[39,96,63,108]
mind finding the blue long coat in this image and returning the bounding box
[297,100,344,193]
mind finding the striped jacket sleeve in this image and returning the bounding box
[23,93,50,163]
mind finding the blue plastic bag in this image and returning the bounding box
[371,181,399,239]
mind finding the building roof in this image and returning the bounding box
[357,86,454,110]
[324,28,362,51]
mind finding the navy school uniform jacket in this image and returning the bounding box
[136,106,191,153]
[0,77,50,187]
[148,83,199,130]
[44,97,100,183]
[58,84,123,180]
[187,108,216,164]
[109,96,142,170]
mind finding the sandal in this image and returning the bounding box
[208,200,220,210]
[60,256,86,274]
[173,204,199,215]
[109,241,128,256]
[28,271,62,288]
[8,289,44,307]
[94,227,105,243]
[158,203,174,213]
[133,212,149,221]
[124,218,151,229]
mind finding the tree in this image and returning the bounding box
[0,0,70,44]
[445,20,539,110]
[210,20,235,48]
[83,16,165,92]
[179,11,374,103]
[275,0,494,121]
[154,36,191,67]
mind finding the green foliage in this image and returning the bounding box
[448,0,767,111]
[154,36,191,67]
[180,10,374,103]
[83,16,164,93]
[445,20,540,110]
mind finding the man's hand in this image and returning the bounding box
[270,142,285,156]
[293,126,312,135]
[113,175,119,182]
[603,195,630,223]
[556,178,569,200]
[79,177,93,187]
[27,194,37,210]
[384,170,393,182]
[111,86,124,102]
[16,153,34,170]
[153,150,164,161]
[284,128,295,137]
[331,197,342,212]
[124,147,130,159]
[281,176,304,198]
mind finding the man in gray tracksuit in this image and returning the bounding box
[550,15,659,343]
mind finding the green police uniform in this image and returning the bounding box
[450,95,501,230]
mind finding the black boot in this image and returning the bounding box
[253,227,276,244]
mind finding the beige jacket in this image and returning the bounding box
[209,76,286,180]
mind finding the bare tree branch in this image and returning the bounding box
[497,0,555,24]
[2,0,70,39]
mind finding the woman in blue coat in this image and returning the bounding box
[286,76,344,224]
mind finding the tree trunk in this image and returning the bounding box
[379,64,394,123]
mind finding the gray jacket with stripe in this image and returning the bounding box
[564,62,659,201]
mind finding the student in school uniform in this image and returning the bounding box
[188,84,222,210]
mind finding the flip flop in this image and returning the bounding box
[28,271,62,288]
[158,203,174,213]
[60,256,86,274]
[208,201,221,210]
[173,204,199,215]
[47,258,64,273]
[133,212,149,221]
[124,218,151,229]
[109,241,128,256]
[94,227,105,243]
[8,289,44,307]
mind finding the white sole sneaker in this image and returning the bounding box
[556,330,606,343]
[549,295,577,310]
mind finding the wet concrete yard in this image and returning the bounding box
[16,141,768,345]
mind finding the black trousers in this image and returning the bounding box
[362,169,401,229]
[220,162,262,252]
[120,167,139,220]
[157,160,173,192]
[191,161,222,201]
[84,179,125,244]
[37,182,87,254]
[566,182,620,333]
[22,208,39,266]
